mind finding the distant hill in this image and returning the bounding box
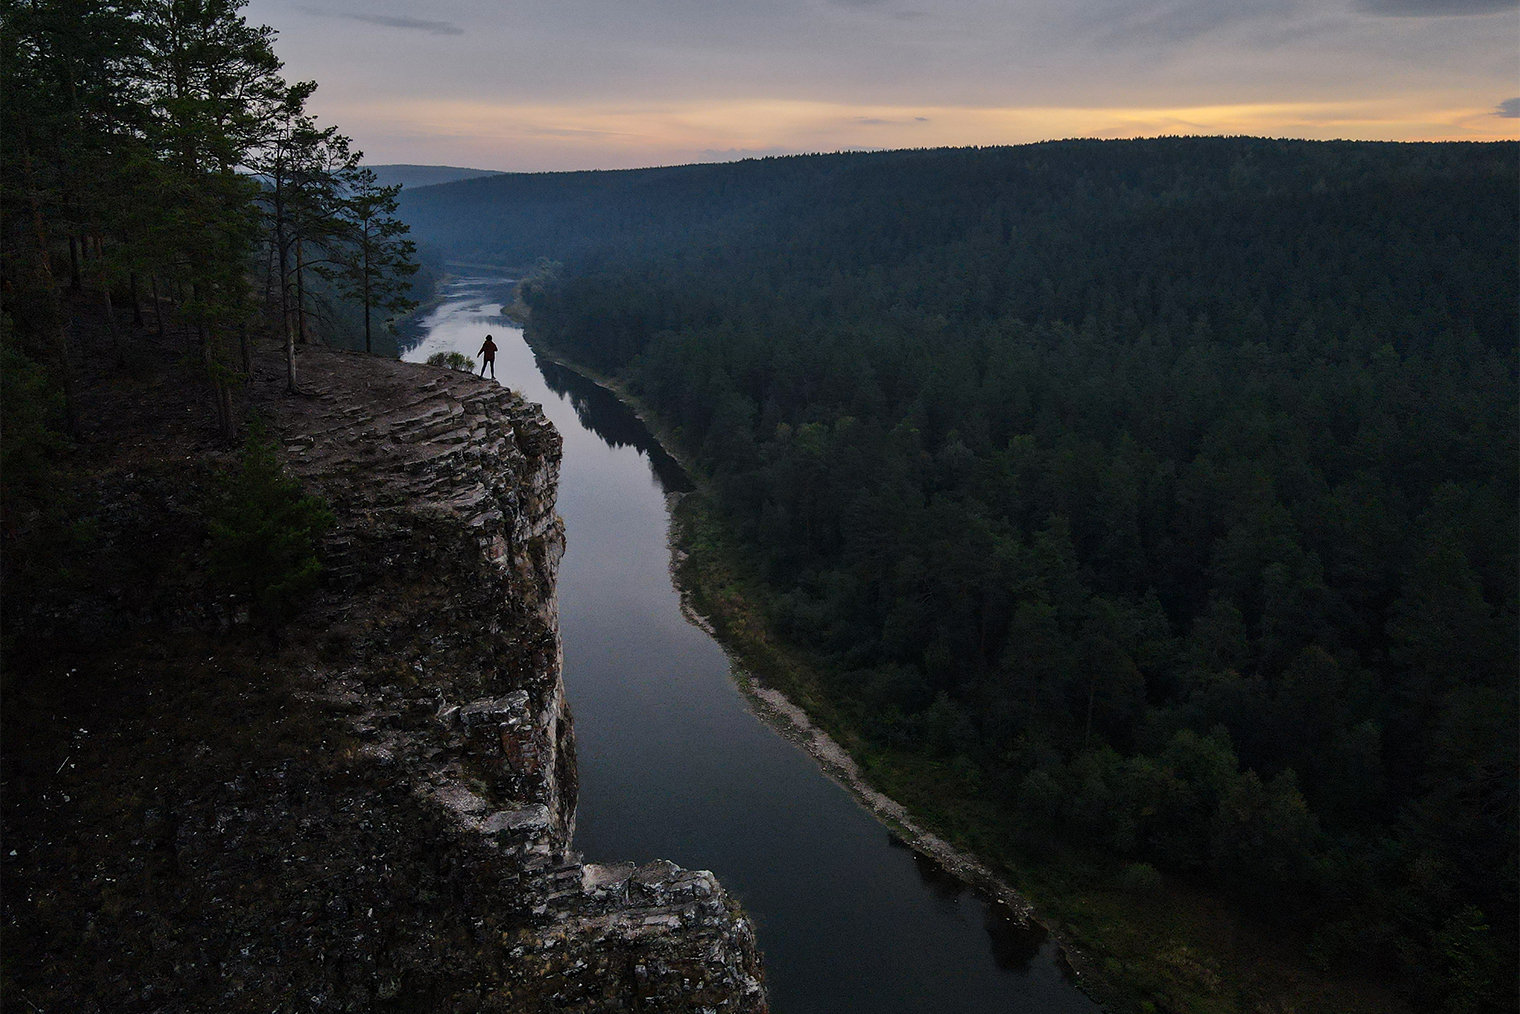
[395,142,1518,356]
[395,155,851,266]
[366,164,503,190]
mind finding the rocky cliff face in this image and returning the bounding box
[252,348,767,1011]
[2,314,764,1012]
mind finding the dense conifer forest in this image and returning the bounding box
[402,139,1518,1009]
[1,0,422,432]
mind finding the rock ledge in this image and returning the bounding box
[257,349,766,1011]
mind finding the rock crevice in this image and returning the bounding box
[259,349,766,1011]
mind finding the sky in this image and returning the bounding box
[243,0,1519,171]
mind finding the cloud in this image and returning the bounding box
[1357,0,1516,14]
[522,124,627,138]
[1498,98,1520,118]
[1087,0,1300,49]
[329,96,1520,172]
[303,9,464,35]
[825,0,926,18]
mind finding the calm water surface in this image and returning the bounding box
[403,277,1099,1014]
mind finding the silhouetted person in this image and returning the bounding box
[478,334,497,379]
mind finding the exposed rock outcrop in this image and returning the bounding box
[1,308,764,1012]
[253,348,767,1011]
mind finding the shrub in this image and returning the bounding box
[0,333,66,515]
[426,351,475,372]
[1122,862,1164,896]
[207,422,334,627]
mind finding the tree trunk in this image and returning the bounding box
[200,319,234,443]
[129,271,144,328]
[978,590,988,664]
[1084,682,1096,752]
[199,318,213,389]
[295,238,308,345]
[175,280,191,343]
[239,323,252,380]
[221,379,235,441]
[274,185,298,394]
[24,150,77,436]
[285,314,298,393]
[363,242,372,355]
[98,267,117,333]
[68,235,81,291]
[151,274,165,336]
[93,238,122,363]
[264,240,276,308]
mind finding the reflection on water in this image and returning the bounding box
[986,902,1049,974]
[400,277,1099,1014]
[891,833,967,903]
[536,357,692,493]
[890,834,1049,974]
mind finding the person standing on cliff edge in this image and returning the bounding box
[478,334,497,379]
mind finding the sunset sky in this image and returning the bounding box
[244,0,1519,171]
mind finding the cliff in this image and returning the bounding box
[0,337,765,1012]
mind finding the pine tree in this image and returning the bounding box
[247,86,358,387]
[334,166,418,354]
[137,0,284,435]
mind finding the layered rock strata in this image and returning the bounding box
[257,348,766,1011]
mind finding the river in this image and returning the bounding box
[402,276,1099,1014]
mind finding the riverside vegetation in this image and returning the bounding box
[398,139,1519,1013]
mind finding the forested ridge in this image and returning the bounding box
[402,139,1518,1009]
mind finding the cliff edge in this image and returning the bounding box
[259,349,767,1011]
[1,338,765,1012]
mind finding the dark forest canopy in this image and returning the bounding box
[400,138,1518,1010]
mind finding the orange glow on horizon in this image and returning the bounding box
[332,96,1519,171]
